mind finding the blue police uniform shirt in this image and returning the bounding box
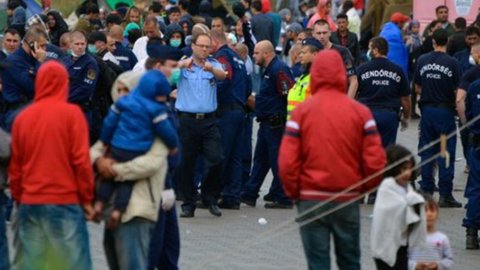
[454,48,473,75]
[466,79,480,134]
[46,44,64,60]
[459,65,480,91]
[113,42,138,71]
[414,51,460,108]
[332,43,357,77]
[256,56,294,119]
[175,57,223,113]
[357,57,410,111]
[214,45,250,107]
[63,53,99,103]
[1,47,38,103]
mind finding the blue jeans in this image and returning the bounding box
[218,109,246,204]
[418,107,456,195]
[17,204,92,270]
[104,218,155,270]
[241,122,291,204]
[372,111,399,148]
[297,201,360,270]
[0,191,9,270]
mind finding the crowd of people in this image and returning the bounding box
[1,0,480,269]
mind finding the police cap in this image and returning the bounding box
[302,38,324,50]
[147,43,183,61]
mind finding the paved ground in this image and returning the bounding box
[7,118,479,269]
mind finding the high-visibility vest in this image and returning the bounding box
[287,74,311,120]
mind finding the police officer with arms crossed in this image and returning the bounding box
[176,33,227,218]
[414,29,462,208]
[1,27,47,132]
[241,40,295,209]
[312,19,358,98]
[286,38,323,120]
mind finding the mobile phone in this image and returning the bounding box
[28,41,37,53]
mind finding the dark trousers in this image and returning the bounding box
[418,107,456,196]
[459,120,471,162]
[178,116,224,210]
[464,145,480,229]
[374,246,408,270]
[218,109,246,204]
[148,207,180,270]
[372,111,399,148]
[241,113,254,186]
[241,122,291,204]
[97,147,144,211]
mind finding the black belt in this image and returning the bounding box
[177,111,216,120]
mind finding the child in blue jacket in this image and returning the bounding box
[96,70,178,227]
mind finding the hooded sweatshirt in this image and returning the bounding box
[100,70,178,152]
[380,21,409,76]
[279,50,386,202]
[9,61,94,205]
[47,10,69,47]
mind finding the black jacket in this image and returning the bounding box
[330,31,361,65]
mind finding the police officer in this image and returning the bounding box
[286,38,323,120]
[241,40,294,209]
[63,31,99,130]
[357,37,411,148]
[209,29,250,209]
[453,26,480,76]
[463,74,480,250]
[175,33,227,218]
[414,29,462,207]
[1,27,47,131]
[109,25,138,71]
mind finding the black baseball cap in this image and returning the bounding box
[302,38,324,50]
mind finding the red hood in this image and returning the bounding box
[34,61,69,102]
[310,50,346,95]
[261,0,271,13]
[316,0,328,17]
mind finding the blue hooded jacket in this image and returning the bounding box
[100,70,178,152]
[380,22,409,76]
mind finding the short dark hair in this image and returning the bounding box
[466,26,480,37]
[4,28,20,36]
[86,3,100,14]
[179,0,190,10]
[7,0,21,10]
[370,36,389,56]
[454,17,467,29]
[336,13,348,22]
[149,2,163,13]
[342,0,354,12]
[145,57,166,70]
[251,0,262,12]
[168,6,181,15]
[424,194,439,212]
[432,28,449,46]
[384,144,417,182]
[428,19,442,29]
[313,19,330,30]
[106,13,123,25]
[436,5,448,13]
[127,29,142,44]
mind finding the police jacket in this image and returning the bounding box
[256,56,294,119]
[63,53,99,104]
[466,79,480,135]
[214,45,250,109]
[113,42,138,71]
[1,47,37,104]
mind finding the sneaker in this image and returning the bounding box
[438,195,462,208]
[218,200,240,210]
[240,197,256,207]
[263,193,274,202]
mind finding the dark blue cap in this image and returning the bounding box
[302,38,324,50]
[147,44,183,61]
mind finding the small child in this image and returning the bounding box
[95,70,179,227]
[371,145,427,270]
[408,196,454,270]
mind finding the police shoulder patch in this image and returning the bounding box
[87,69,97,80]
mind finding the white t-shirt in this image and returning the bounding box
[408,231,454,270]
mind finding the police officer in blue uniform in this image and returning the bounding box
[241,40,294,209]
[63,31,99,130]
[357,37,411,148]
[453,26,480,76]
[175,33,227,218]
[210,29,250,209]
[109,25,138,71]
[414,29,462,207]
[1,27,48,131]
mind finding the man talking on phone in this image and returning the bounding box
[1,27,47,132]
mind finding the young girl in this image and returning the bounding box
[371,145,427,270]
[408,196,454,270]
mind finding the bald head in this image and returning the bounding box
[109,25,124,42]
[253,41,275,68]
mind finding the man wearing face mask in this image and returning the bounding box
[63,31,99,135]
[1,27,47,131]
[454,26,480,76]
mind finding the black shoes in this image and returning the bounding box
[180,208,195,218]
[209,204,222,217]
[438,195,462,208]
[241,197,256,207]
[218,200,240,210]
[466,228,479,250]
[264,201,294,209]
[263,193,274,202]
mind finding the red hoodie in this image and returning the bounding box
[9,61,94,205]
[279,50,386,202]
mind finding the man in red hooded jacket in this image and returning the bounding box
[279,50,386,270]
[9,61,94,270]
